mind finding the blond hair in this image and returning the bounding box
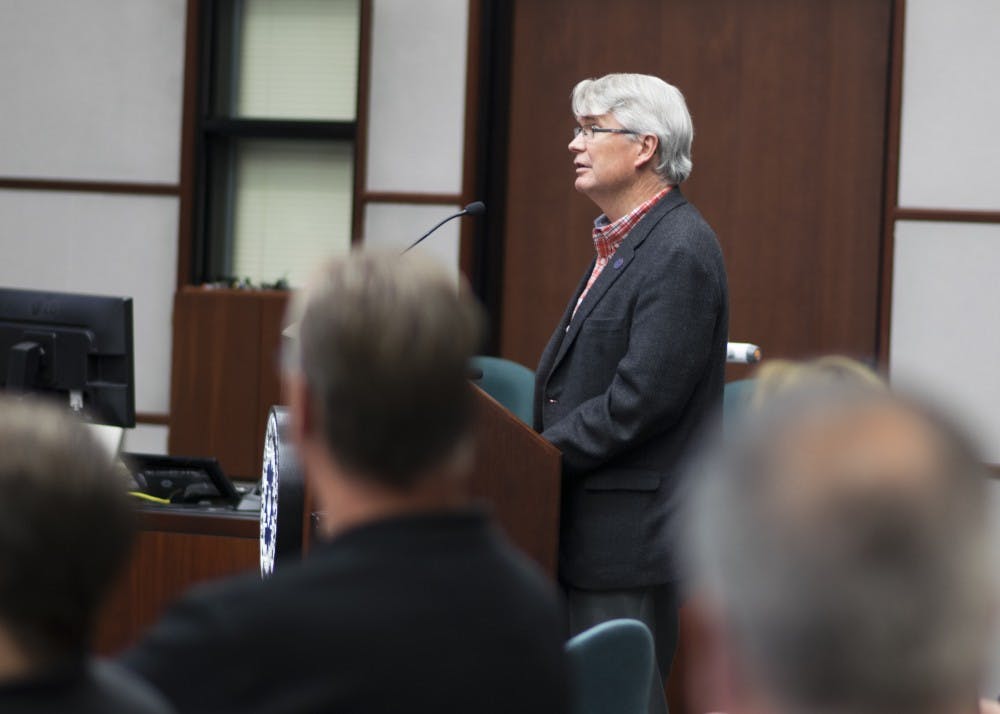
[750,356,886,410]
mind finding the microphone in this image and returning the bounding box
[727,342,762,364]
[402,201,486,253]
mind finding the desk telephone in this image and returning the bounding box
[123,453,243,506]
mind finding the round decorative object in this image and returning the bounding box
[259,406,305,577]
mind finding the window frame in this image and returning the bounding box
[185,0,370,285]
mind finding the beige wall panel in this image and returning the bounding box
[0,190,178,414]
[365,0,468,193]
[889,220,1000,462]
[898,0,1000,210]
[0,0,186,183]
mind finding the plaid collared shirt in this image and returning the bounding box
[572,187,672,319]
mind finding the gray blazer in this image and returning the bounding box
[535,188,728,589]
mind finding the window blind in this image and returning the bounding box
[236,0,360,120]
[231,139,353,286]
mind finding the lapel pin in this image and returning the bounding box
[613,257,625,270]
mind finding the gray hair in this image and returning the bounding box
[0,396,135,663]
[284,251,483,488]
[684,389,995,714]
[572,73,694,184]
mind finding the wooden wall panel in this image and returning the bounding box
[499,0,892,373]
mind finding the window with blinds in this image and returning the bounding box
[195,0,362,287]
[231,139,354,286]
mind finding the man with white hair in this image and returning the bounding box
[685,387,995,714]
[534,72,729,713]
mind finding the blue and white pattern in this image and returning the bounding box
[259,410,280,577]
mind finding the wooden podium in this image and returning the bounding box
[462,386,562,573]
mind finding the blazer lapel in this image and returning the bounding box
[537,262,591,379]
[535,263,592,429]
[548,189,689,374]
[550,245,634,371]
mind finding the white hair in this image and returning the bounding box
[571,73,694,184]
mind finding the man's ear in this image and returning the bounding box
[634,134,660,170]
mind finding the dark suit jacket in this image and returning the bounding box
[121,511,568,714]
[0,661,174,713]
[535,188,728,590]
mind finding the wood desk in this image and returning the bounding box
[94,507,259,655]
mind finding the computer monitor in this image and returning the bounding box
[0,287,135,428]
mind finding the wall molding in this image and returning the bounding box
[894,207,1000,224]
[175,0,201,289]
[0,178,180,197]
[876,0,907,368]
[362,191,464,205]
[459,0,483,280]
[136,412,171,426]
[350,0,374,244]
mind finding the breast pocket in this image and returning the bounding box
[582,317,626,333]
[576,317,629,379]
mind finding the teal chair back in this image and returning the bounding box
[470,356,535,425]
[565,619,654,714]
[724,378,756,428]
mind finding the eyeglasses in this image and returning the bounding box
[572,125,638,141]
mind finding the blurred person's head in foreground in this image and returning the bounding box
[0,396,135,680]
[282,251,484,538]
[750,355,886,410]
[685,386,994,714]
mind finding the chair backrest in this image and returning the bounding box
[724,378,756,419]
[565,619,654,714]
[470,356,535,424]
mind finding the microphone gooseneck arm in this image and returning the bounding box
[402,202,486,254]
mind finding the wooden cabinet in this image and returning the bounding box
[95,510,258,655]
[168,287,289,480]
